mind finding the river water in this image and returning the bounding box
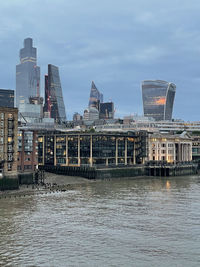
[0,176,200,267]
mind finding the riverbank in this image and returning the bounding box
[0,172,94,197]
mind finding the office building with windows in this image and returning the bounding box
[142,80,176,121]
[43,64,66,123]
[0,107,18,178]
[99,102,114,119]
[16,38,40,108]
[0,89,14,108]
[38,131,147,167]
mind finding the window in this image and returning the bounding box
[0,113,4,120]
[8,154,13,161]
[8,113,13,119]
[7,163,12,171]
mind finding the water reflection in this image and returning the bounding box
[0,176,200,266]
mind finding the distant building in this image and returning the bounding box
[16,38,40,107]
[0,89,14,108]
[38,130,147,166]
[99,102,114,119]
[88,81,103,110]
[83,107,99,121]
[43,64,66,124]
[0,107,18,178]
[142,80,176,121]
[148,132,192,162]
[73,112,82,122]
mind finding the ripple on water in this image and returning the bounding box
[0,176,200,266]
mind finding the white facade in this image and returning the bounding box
[148,133,192,163]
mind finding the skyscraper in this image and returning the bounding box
[43,64,66,123]
[99,102,114,119]
[88,81,103,110]
[16,38,40,107]
[142,80,176,121]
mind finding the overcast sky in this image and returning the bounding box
[0,0,200,120]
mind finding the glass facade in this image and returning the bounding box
[16,38,40,107]
[99,102,114,119]
[38,131,148,167]
[88,81,103,110]
[142,80,176,121]
[0,89,14,108]
[44,64,66,123]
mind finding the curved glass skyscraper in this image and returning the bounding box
[142,80,176,121]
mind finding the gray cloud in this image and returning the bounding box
[0,0,200,120]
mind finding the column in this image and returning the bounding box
[21,130,25,171]
[54,135,56,166]
[42,135,45,165]
[166,142,168,162]
[125,138,127,165]
[90,135,93,167]
[133,141,136,165]
[78,135,80,166]
[173,144,176,163]
[66,136,69,166]
[116,138,118,166]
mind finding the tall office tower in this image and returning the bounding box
[0,89,14,108]
[43,64,66,123]
[99,102,114,119]
[16,38,40,107]
[88,81,103,110]
[142,80,176,121]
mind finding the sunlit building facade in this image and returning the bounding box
[142,80,176,121]
[16,38,40,107]
[148,132,192,162]
[43,64,66,123]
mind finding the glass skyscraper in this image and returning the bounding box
[88,81,103,110]
[16,38,40,107]
[142,80,176,121]
[43,64,66,123]
[99,102,114,119]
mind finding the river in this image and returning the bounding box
[0,176,200,266]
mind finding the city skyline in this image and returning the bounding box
[0,1,200,120]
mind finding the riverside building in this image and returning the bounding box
[0,107,18,178]
[148,132,192,163]
[38,131,147,167]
